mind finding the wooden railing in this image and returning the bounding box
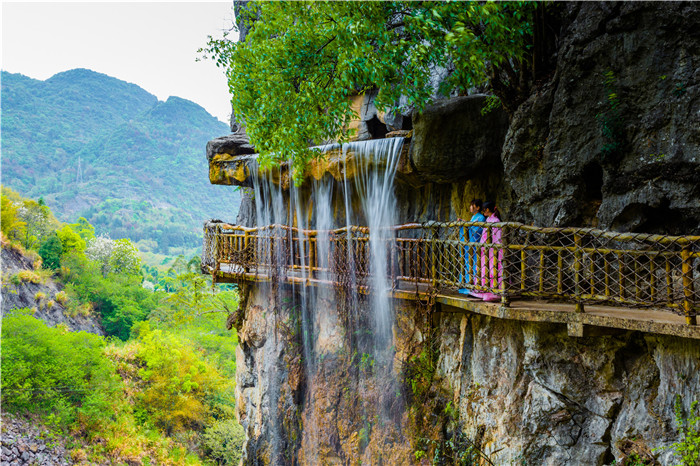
[202,220,700,325]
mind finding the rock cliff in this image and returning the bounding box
[233,284,699,465]
[1,242,104,336]
[214,2,700,464]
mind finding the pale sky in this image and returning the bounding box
[1,1,238,124]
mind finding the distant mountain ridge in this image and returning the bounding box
[1,68,239,253]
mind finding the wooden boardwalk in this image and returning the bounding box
[203,220,699,339]
[211,265,700,340]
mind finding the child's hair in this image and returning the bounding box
[483,200,501,219]
[470,199,483,210]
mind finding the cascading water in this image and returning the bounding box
[343,138,404,363]
[250,138,406,462]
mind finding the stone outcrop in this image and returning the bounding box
[410,95,509,184]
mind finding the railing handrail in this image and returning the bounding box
[209,220,700,244]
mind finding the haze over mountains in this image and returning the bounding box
[1,68,239,253]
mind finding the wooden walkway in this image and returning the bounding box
[202,220,700,340]
[211,265,700,340]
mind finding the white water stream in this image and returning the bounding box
[249,137,405,462]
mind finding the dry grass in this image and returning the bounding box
[54,290,69,304]
[17,270,41,284]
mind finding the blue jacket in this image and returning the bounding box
[460,212,486,243]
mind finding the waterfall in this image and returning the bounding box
[249,137,406,461]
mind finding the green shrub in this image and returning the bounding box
[202,419,245,465]
[667,396,700,466]
[54,290,68,304]
[38,232,63,270]
[1,313,122,432]
[126,321,236,434]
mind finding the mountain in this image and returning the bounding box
[1,69,239,253]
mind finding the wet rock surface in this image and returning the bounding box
[0,416,70,466]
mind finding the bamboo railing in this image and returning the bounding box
[202,220,700,325]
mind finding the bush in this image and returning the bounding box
[38,232,63,270]
[54,290,68,304]
[1,313,122,431]
[112,322,236,436]
[34,291,46,302]
[202,419,245,465]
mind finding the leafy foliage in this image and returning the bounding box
[595,70,626,161]
[60,252,157,340]
[56,224,86,254]
[203,1,540,180]
[2,187,61,250]
[1,312,122,432]
[662,396,700,466]
[38,232,63,270]
[123,322,236,435]
[202,419,245,465]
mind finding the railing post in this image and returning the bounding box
[213,225,221,287]
[574,233,584,313]
[501,224,510,306]
[390,233,397,289]
[309,234,317,280]
[431,225,438,289]
[243,231,250,273]
[681,246,697,325]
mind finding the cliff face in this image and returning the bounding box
[218,2,700,464]
[234,284,699,464]
[502,2,700,233]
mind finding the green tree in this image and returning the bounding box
[109,238,142,276]
[1,189,26,242]
[17,198,60,249]
[203,1,542,180]
[69,217,96,242]
[38,232,63,270]
[56,224,86,254]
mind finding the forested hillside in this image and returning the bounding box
[1,69,239,254]
[1,189,244,465]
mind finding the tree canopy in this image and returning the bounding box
[203,1,543,181]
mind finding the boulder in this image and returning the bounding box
[206,132,256,163]
[409,95,509,184]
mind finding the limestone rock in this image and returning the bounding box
[502,2,700,232]
[410,95,509,184]
[206,132,256,163]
